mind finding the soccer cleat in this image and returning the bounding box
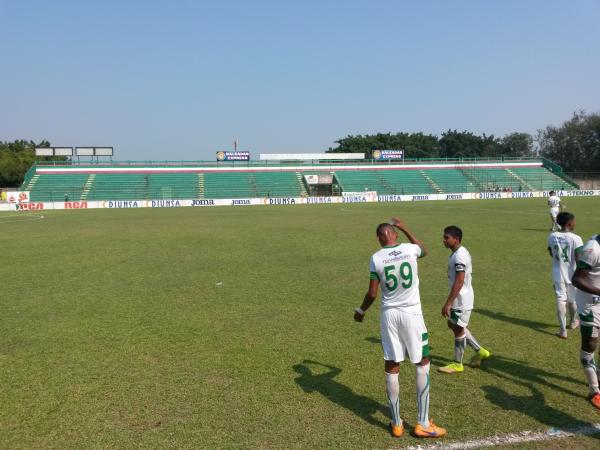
[470,348,491,368]
[438,362,464,373]
[568,320,580,330]
[413,420,447,438]
[554,331,567,340]
[589,393,600,410]
[390,422,404,437]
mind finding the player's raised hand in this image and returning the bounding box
[391,217,406,230]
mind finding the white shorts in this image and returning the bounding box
[380,308,429,364]
[579,301,600,339]
[449,309,472,328]
[553,281,576,302]
[550,208,559,220]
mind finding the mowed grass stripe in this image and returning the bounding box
[0,198,599,448]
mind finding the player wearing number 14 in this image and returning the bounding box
[547,212,583,339]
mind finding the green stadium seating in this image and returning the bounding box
[422,169,478,193]
[22,163,577,202]
[334,170,434,195]
[204,171,304,198]
[28,174,88,202]
[509,167,571,191]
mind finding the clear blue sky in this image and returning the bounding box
[1,0,599,160]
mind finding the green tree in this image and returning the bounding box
[328,132,440,158]
[0,139,56,187]
[499,132,534,157]
[537,111,600,172]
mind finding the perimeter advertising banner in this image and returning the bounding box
[5,191,30,203]
[216,151,250,161]
[372,150,404,160]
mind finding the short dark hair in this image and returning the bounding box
[444,225,463,242]
[549,190,556,196]
[556,212,574,228]
[376,223,394,236]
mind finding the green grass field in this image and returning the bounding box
[1,198,600,449]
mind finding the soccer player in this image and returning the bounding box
[353,218,446,439]
[548,190,562,231]
[439,226,491,374]
[572,234,600,409]
[547,212,583,338]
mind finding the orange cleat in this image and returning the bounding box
[413,420,447,438]
[390,422,404,438]
[589,393,600,409]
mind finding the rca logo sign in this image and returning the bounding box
[64,201,88,209]
[16,202,44,210]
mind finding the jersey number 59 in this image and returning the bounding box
[384,262,413,290]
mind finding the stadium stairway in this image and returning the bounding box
[197,173,205,198]
[24,174,40,191]
[419,170,444,193]
[505,168,534,191]
[295,172,308,196]
[80,174,96,200]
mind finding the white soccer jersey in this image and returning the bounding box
[370,243,422,313]
[575,235,600,308]
[448,246,474,310]
[548,231,584,283]
[548,195,561,215]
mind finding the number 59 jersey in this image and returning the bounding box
[547,231,584,283]
[369,243,423,313]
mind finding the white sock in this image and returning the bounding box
[465,328,481,352]
[568,302,578,323]
[385,372,401,426]
[454,334,466,363]
[557,301,567,334]
[580,350,600,395]
[416,363,430,428]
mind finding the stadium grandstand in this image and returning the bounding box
[20,158,577,202]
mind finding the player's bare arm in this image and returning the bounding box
[572,268,600,296]
[354,279,379,322]
[442,271,465,318]
[391,217,428,257]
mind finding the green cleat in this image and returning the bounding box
[438,362,464,373]
[470,348,491,368]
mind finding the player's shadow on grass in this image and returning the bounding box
[293,360,389,430]
[431,354,585,398]
[364,336,381,344]
[476,308,555,336]
[482,383,600,440]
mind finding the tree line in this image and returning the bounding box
[328,110,600,173]
[0,140,68,187]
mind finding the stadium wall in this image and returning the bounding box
[1,190,599,211]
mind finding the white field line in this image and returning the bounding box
[0,213,45,224]
[401,423,600,450]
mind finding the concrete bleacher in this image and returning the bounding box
[22,160,577,201]
[422,169,478,193]
[203,171,304,199]
[509,167,571,191]
[335,170,434,195]
[27,174,88,202]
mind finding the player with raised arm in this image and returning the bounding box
[353,218,446,439]
[548,212,583,339]
[439,226,491,374]
[572,234,600,409]
[548,190,563,231]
